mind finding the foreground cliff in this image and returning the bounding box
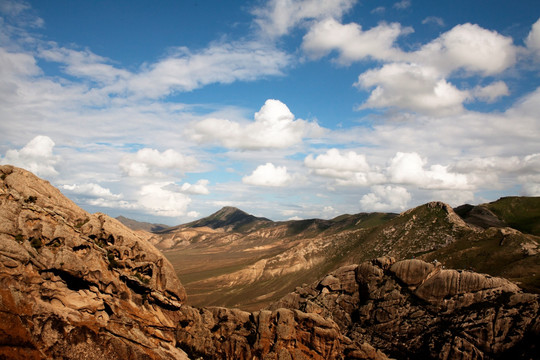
[0,165,188,359]
[1,165,538,359]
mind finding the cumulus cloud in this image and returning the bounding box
[61,183,122,199]
[525,18,540,58]
[1,135,59,177]
[253,0,356,38]
[120,148,198,178]
[360,185,411,211]
[302,19,408,63]
[165,179,210,195]
[303,18,517,115]
[304,148,384,185]
[388,152,472,190]
[186,99,322,150]
[355,63,469,115]
[137,182,192,217]
[472,81,509,103]
[414,23,517,76]
[242,163,292,187]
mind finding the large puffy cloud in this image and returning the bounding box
[356,63,469,115]
[120,148,198,178]
[253,0,356,38]
[1,135,59,177]
[360,185,411,212]
[186,99,322,150]
[242,163,292,187]
[304,148,384,186]
[414,23,517,75]
[302,18,408,63]
[303,18,518,115]
[388,152,472,190]
[137,182,192,217]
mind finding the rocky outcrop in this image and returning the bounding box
[0,165,188,359]
[1,165,539,359]
[272,257,539,359]
[174,306,388,360]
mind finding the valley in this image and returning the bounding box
[117,198,540,311]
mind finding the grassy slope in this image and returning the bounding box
[485,197,540,236]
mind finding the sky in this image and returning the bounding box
[1,0,539,225]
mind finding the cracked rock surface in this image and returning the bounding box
[0,165,187,359]
[272,257,540,359]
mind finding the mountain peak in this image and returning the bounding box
[183,206,272,232]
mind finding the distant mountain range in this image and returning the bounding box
[118,196,540,310]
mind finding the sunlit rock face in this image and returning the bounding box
[0,165,188,359]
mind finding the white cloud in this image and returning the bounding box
[253,0,356,38]
[371,6,385,15]
[137,182,192,217]
[393,0,411,10]
[356,63,469,115]
[302,18,408,63]
[360,185,411,211]
[525,18,540,58]
[61,183,122,199]
[119,148,198,178]
[303,19,517,115]
[472,81,509,103]
[39,45,130,85]
[116,42,291,98]
[304,148,385,186]
[1,135,59,177]
[186,99,323,150]
[388,152,472,190]
[0,48,41,78]
[180,179,210,195]
[422,16,445,27]
[242,162,292,187]
[415,23,517,76]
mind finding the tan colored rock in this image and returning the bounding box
[0,166,188,359]
[273,257,540,359]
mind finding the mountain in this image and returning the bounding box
[115,215,171,232]
[163,206,273,233]
[1,165,538,359]
[159,200,539,310]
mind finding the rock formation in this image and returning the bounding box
[0,165,188,359]
[272,257,540,359]
[1,165,538,359]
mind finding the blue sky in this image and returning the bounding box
[1,0,539,225]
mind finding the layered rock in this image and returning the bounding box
[0,165,187,359]
[174,305,389,360]
[272,257,540,359]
